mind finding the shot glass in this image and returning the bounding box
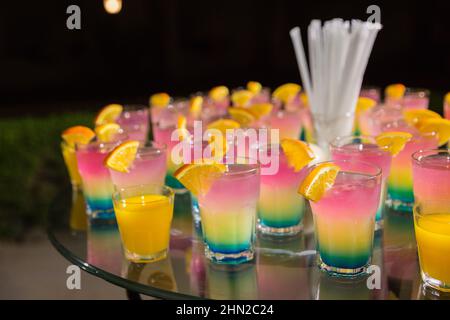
[257,144,306,236]
[76,132,128,219]
[108,141,167,190]
[116,104,150,142]
[412,149,450,292]
[384,122,438,211]
[198,161,260,264]
[331,135,392,230]
[309,160,381,277]
[113,184,174,263]
[61,141,82,190]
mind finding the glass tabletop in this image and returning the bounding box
[48,187,440,300]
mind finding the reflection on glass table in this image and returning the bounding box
[47,188,450,300]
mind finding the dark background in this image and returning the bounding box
[0,0,449,115]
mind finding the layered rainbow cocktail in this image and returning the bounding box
[310,160,381,276]
[412,149,450,291]
[116,104,149,142]
[76,135,127,219]
[331,136,392,230]
[113,184,174,262]
[383,122,438,211]
[198,162,260,264]
[258,145,306,236]
[108,141,167,190]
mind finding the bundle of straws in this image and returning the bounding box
[290,19,382,155]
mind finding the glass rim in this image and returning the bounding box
[121,104,149,112]
[61,140,75,149]
[412,148,450,164]
[361,85,381,91]
[112,184,174,203]
[330,135,390,154]
[138,140,167,154]
[404,87,430,97]
[75,136,127,151]
[222,157,260,177]
[308,159,382,180]
[413,204,450,223]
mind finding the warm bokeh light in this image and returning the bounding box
[103,0,122,14]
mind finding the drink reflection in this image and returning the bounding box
[123,258,178,292]
[315,272,375,300]
[257,235,314,299]
[69,190,88,232]
[383,208,421,299]
[186,240,207,297]
[206,263,258,299]
[87,222,123,275]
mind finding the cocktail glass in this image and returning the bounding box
[108,141,167,190]
[152,105,192,192]
[309,160,381,277]
[330,135,392,230]
[205,88,230,117]
[402,88,430,110]
[361,104,403,136]
[76,132,128,219]
[61,141,82,190]
[413,160,450,296]
[198,161,260,264]
[257,144,307,236]
[116,104,149,142]
[112,184,174,263]
[382,121,438,211]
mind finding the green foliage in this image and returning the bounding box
[0,112,94,239]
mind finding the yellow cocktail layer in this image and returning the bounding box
[201,207,255,253]
[315,215,374,268]
[114,195,173,256]
[62,143,82,186]
[415,213,450,285]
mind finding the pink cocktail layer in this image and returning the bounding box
[109,151,167,189]
[331,143,391,179]
[270,110,302,140]
[412,154,450,207]
[76,148,114,211]
[117,110,149,142]
[153,126,192,174]
[402,96,429,110]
